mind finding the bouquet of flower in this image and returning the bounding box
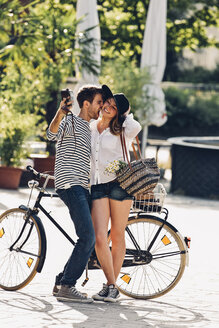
[104,160,127,175]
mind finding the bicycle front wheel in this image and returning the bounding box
[114,215,187,299]
[0,208,42,291]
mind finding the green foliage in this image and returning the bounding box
[0,0,218,166]
[149,87,219,137]
[99,57,152,123]
[170,64,219,83]
[97,0,219,80]
[0,103,39,167]
[0,0,99,100]
[0,0,95,95]
[97,0,148,63]
[0,0,99,157]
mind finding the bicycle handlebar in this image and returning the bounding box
[26,165,55,180]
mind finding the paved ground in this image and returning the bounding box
[0,183,219,328]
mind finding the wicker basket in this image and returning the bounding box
[132,183,166,213]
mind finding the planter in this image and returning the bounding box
[32,156,55,188]
[0,166,23,189]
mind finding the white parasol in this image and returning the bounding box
[139,0,167,156]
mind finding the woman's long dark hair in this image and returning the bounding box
[109,111,126,136]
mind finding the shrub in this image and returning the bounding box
[174,65,219,83]
[149,87,219,138]
[0,102,39,167]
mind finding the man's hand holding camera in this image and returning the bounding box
[49,93,74,134]
[60,97,74,115]
[60,88,74,114]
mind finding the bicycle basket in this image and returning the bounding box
[132,183,166,213]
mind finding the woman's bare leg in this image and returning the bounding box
[109,199,132,280]
[91,198,116,285]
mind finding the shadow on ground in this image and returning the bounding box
[0,290,207,328]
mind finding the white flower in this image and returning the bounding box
[104,160,127,175]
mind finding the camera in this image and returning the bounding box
[61,88,74,102]
[61,88,74,113]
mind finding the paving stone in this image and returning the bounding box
[0,187,219,328]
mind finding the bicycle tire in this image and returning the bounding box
[0,208,43,291]
[109,215,187,299]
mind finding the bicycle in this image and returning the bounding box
[0,166,190,299]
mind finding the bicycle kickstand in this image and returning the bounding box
[81,263,89,287]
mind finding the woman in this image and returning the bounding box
[90,85,141,302]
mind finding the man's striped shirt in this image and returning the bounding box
[47,114,91,190]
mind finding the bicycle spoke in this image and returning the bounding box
[115,216,187,299]
[0,209,41,290]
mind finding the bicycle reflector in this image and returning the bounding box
[27,258,34,268]
[121,274,131,284]
[161,235,171,246]
[0,228,5,238]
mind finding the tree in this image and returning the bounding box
[0,0,98,154]
[97,0,219,80]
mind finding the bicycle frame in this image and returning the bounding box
[10,165,189,278]
[31,190,76,246]
[16,186,185,270]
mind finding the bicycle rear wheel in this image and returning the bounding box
[111,215,187,299]
[0,208,42,291]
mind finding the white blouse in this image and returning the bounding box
[90,114,142,185]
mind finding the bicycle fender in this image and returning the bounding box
[19,205,47,273]
[130,213,178,231]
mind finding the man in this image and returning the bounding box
[47,85,103,303]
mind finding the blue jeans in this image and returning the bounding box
[55,186,95,286]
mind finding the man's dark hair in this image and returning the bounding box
[77,85,102,108]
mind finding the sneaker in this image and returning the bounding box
[53,284,87,297]
[92,283,109,301]
[104,285,120,303]
[52,284,60,296]
[56,285,93,303]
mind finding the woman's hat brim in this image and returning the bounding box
[102,84,114,101]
